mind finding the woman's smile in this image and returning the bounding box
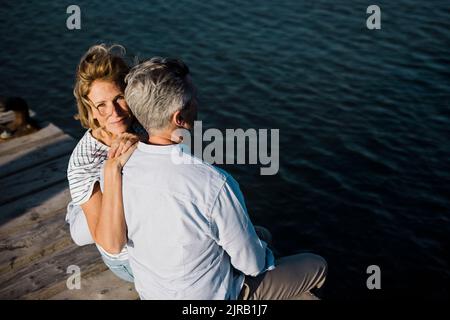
[109,117,126,125]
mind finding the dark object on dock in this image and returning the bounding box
[0,96,39,141]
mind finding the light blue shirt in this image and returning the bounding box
[121,142,275,300]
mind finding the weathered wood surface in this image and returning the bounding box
[0,123,138,299]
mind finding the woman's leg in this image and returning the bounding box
[65,202,95,246]
[99,249,134,283]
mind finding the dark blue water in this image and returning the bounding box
[1,0,449,299]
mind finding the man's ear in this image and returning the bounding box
[172,110,185,127]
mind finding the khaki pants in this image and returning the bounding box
[239,253,327,300]
[241,227,327,300]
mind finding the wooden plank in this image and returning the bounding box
[1,243,137,300]
[0,155,69,205]
[0,241,103,299]
[0,136,75,179]
[0,123,66,156]
[0,206,137,300]
[0,181,137,300]
[0,180,70,227]
[0,182,71,274]
[0,131,71,165]
[46,270,137,300]
[0,205,71,276]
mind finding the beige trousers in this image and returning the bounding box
[239,253,327,300]
[240,227,327,300]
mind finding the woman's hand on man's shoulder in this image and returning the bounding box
[108,132,139,158]
[106,133,139,169]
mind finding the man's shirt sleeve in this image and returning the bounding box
[210,174,275,276]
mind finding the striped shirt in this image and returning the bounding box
[67,130,109,205]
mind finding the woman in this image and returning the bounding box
[65,44,146,282]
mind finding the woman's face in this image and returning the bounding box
[88,80,132,136]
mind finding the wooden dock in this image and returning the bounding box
[0,123,138,299]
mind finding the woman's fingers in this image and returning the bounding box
[108,142,119,159]
[118,144,137,167]
[123,134,139,146]
[117,136,136,155]
[115,140,125,156]
[120,139,134,155]
[108,133,140,159]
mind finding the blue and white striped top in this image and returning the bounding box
[67,129,109,205]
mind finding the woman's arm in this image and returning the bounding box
[81,162,126,254]
[81,134,138,254]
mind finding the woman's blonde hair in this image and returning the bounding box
[73,44,130,129]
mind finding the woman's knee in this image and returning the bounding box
[69,222,93,246]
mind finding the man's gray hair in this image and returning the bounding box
[124,57,193,134]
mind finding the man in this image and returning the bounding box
[122,57,327,299]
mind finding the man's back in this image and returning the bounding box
[122,142,272,299]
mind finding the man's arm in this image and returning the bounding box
[210,175,275,276]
